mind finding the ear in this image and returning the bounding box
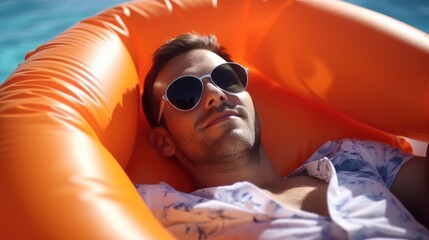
[149,127,176,157]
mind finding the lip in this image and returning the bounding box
[201,109,241,129]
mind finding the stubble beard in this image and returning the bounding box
[174,109,262,172]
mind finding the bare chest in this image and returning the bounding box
[264,176,330,216]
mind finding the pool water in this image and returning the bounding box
[0,0,124,83]
[0,0,428,83]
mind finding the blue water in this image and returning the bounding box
[0,0,124,83]
[0,0,428,83]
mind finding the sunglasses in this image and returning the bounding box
[157,62,248,125]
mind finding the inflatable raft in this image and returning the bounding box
[1,0,428,238]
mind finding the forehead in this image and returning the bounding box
[153,49,227,93]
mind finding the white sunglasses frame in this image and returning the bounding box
[156,62,248,125]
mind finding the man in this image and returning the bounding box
[138,33,428,239]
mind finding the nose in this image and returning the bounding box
[201,80,228,109]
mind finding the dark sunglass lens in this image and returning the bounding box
[211,63,247,93]
[166,77,202,110]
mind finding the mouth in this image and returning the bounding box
[201,109,241,129]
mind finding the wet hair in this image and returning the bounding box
[142,33,233,127]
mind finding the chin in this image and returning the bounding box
[222,128,256,149]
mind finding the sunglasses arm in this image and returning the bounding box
[157,95,167,125]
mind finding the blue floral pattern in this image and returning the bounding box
[136,139,429,239]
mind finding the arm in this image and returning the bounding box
[391,152,429,228]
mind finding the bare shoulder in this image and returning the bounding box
[391,156,428,227]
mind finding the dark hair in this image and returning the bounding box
[142,33,233,127]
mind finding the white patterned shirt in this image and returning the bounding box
[136,139,429,239]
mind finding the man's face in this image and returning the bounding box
[152,49,259,168]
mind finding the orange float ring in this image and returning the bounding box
[1,0,428,238]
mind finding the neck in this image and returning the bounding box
[186,147,283,190]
